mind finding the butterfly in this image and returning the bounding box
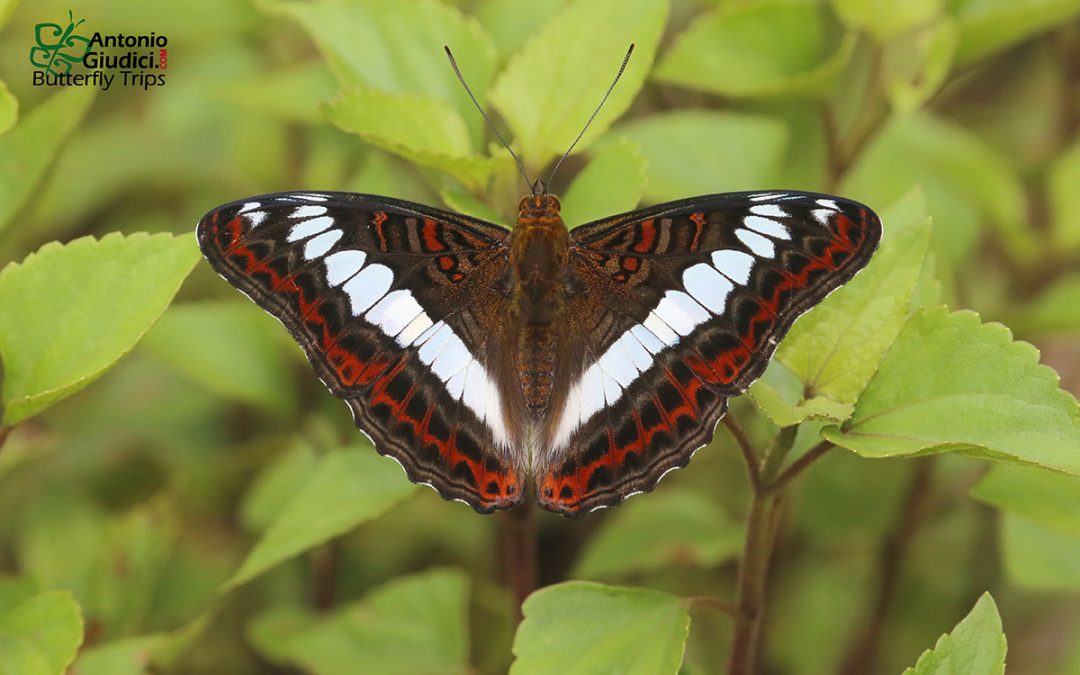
[196,185,881,517]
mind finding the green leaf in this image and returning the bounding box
[489,0,669,170]
[263,0,497,145]
[0,80,15,136]
[325,88,496,190]
[440,186,507,225]
[248,569,469,675]
[772,190,932,406]
[822,308,1080,474]
[655,0,855,98]
[572,490,742,579]
[561,139,647,228]
[598,111,788,203]
[1016,273,1080,334]
[141,301,297,414]
[841,112,1030,268]
[0,233,200,426]
[511,582,689,675]
[476,0,572,55]
[210,63,338,125]
[1049,137,1080,253]
[832,0,944,41]
[884,19,958,113]
[900,593,1006,675]
[0,86,94,235]
[72,614,211,675]
[224,447,417,589]
[972,464,1080,535]
[0,591,83,675]
[240,443,320,533]
[749,360,854,427]
[1002,514,1080,590]
[951,0,1080,66]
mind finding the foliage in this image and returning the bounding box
[0,0,1078,673]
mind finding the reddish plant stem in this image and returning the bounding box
[502,498,537,625]
[312,539,341,611]
[839,457,936,675]
[769,440,834,494]
[723,415,761,491]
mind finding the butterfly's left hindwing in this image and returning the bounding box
[539,191,882,515]
[197,192,524,512]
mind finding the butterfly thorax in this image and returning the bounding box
[507,194,571,417]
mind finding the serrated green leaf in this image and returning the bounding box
[0,86,94,235]
[776,190,931,404]
[561,139,647,228]
[749,360,855,427]
[832,0,944,41]
[141,301,297,414]
[0,80,15,136]
[1002,513,1080,590]
[262,0,497,145]
[476,0,571,55]
[822,308,1080,474]
[0,233,200,426]
[248,570,469,675]
[1016,273,1080,334]
[951,0,1080,66]
[325,88,496,190]
[224,448,416,589]
[1049,137,1080,252]
[655,0,855,98]
[972,464,1080,535]
[511,581,689,675]
[573,490,742,579]
[440,187,506,225]
[901,593,1006,675]
[0,591,83,675]
[598,111,788,203]
[489,0,668,170]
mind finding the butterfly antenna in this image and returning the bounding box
[444,45,532,191]
[544,44,634,187]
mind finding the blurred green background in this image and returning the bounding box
[1,0,1079,673]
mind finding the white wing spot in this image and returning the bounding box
[643,311,680,346]
[246,211,267,228]
[365,289,423,339]
[238,202,261,214]
[744,215,790,240]
[712,249,754,285]
[598,346,638,387]
[654,290,709,336]
[342,263,392,315]
[293,205,327,218]
[303,228,343,260]
[396,312,434,346]
[736,228,775,259]
[750,204,786,218]
[816,198,839,210]
[287,216,334,242]
[296,194,328,202]
[324,250,367,286]
[812,209,833,226]
[683,262,733,314]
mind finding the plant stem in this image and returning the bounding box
[0,426,9,452]
[502,499,537,625]
[724,416,761,491]
[839,457,935,675]
[728,425,797,675]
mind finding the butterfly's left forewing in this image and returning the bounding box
[197,192,525,512]
[539,191,882,516]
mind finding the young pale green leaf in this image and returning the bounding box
[841,112,1031,268]
[822,308,1080,474]
[141,301,297,414]
[885,19,958,113]
[1016,273,1080,334]
[832,0,944,41]
[0,80,15,136]
[224,448,416,589]
[262,0,497,145]
[477,0,571,55]
[776,190,932,404]
[1002,514,1080,590]
[561,139,647,228]
[71,634,169,675]
[597,111,788,203]
[972,464,1080,535]
[440,187,506,225]
[325,88,496,190]
[511,582,689,675]
[240,444,320,533]
[0,86,94,235]
[655,0,855,98]
[900,593,1006,675]
[489,0,668,170]
[951,0,1080,66]
[0,591,83,675]
[248,570,469,675]
[1049,138,1080,252]
[0,233,200,426]
[748,360,854,427]
[573,490,742,579]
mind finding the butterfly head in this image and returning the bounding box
[518,188,561,219]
